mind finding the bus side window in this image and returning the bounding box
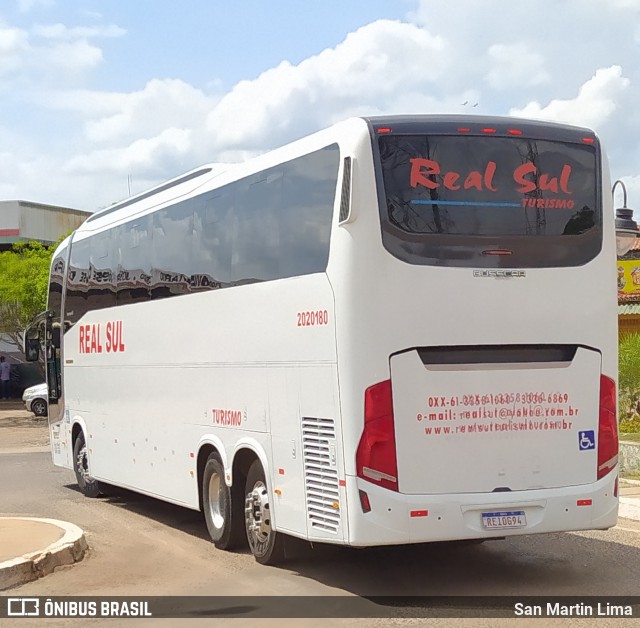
[117,218,151,305]
[151,204,193,299]
[280,144,339,277]
[65,239,91,327]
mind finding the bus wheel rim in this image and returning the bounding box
[208,472,225,530]
[76,444,90,482]
[245,480,271,548]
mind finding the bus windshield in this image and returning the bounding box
[376,133,601,268]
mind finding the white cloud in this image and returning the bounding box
[86,80,216,145]
[619,176,640,209]
[17,0,54,13]
[607,0,640,8]
[205,19,449,151]
[2,0,640,217]
[486,44,549,90]
[47,79,219,165]
[510,66,630,130]
[32,23,125,40]
[0,25,28,74]
[0,25,28,52]
[63,127,193,176]
[42,39,103,73]
[0,18,124,81]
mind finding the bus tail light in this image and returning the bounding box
[597,375,618,480]
[359,490,372,513]
[356,379,399,492]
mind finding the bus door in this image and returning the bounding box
[25,311,70,467]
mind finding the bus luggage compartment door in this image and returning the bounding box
[389,345,601,495]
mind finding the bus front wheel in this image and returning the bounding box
[244,460,285,565]
[202,452,244,550]
[73,432,102,498]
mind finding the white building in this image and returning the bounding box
[0,200,90,251]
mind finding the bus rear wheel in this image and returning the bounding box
[73,431,102,498]
[202,452,244,550]
[244,460,285,565]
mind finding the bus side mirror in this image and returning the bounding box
[25,338,41,362]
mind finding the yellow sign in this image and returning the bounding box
[618,260,640,294]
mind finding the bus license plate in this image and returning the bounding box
[482,511,527,529]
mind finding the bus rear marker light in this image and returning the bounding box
[359,490,371,513]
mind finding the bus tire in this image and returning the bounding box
[202,452,244,550]
[244,460,285,565]
[73,431,102,498]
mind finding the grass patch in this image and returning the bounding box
[620,433,640,444]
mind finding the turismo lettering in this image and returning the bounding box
[79,321,126,354]
[212,408,243,427]
[409,158,573,195]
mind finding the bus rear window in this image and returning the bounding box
[376,134,601,268]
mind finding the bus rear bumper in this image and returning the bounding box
[344,473,618,547]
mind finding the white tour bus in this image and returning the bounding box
[28,115,619,564]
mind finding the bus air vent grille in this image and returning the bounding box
[338,156,352,223]
[302,416,340,534]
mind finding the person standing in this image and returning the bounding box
[0,356,10,400]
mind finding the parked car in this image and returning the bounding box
[22,383,48,417]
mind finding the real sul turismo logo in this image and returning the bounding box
[473,270,526,278]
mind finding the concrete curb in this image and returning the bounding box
[0,518,88,591]
[619,498,640,523]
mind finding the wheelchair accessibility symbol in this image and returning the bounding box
[578,430,595,451]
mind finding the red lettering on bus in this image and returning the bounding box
[410,159,497,191]
[212,408,243,427]
[79,323,103,354]
[106,321,126,352]
[410,158,439,189]
[514,162,573,195]
[79,321,125,354]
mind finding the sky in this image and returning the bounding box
[0,0,639,215]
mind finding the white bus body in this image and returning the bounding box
[40,115,618,563]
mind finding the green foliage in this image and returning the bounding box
[620,411,640,434]
[0,241,56,347]
[619,333,640,432]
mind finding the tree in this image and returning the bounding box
[0,241,55,349]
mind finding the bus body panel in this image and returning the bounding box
[344,473,618,546]
[60,272,345,540]
[391,346,600,494]
[327,118,617,541]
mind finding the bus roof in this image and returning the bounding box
[362,114,597,142]
[76,114,597,236]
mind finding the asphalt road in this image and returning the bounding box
[4,450,640,620]
[3,397,640,628]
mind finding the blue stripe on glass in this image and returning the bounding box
[410,200,521,208]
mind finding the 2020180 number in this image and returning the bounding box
[297,310,329,327]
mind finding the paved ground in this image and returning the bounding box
[0,401,49,454]
[4,401,640,627]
